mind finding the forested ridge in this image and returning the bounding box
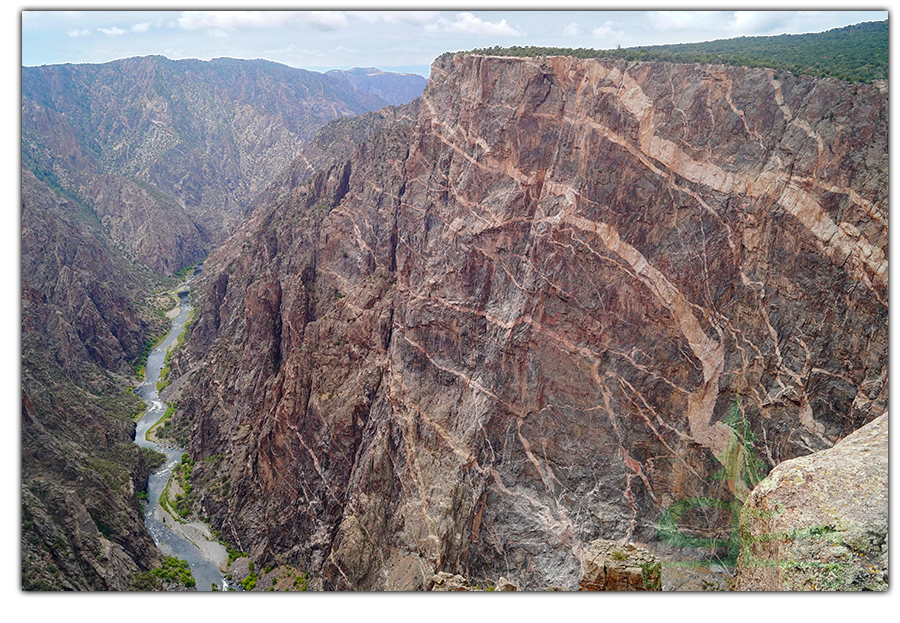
[464,19,887,83]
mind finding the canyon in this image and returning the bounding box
[164,54,887,590]
[20,56,425,590]
[21,49,887,591]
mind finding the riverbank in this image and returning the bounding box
[150,498,229,571]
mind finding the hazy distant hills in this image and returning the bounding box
[326,67,428,106]
[22,56,427,274]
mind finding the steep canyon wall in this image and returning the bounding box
[172,55,888,590]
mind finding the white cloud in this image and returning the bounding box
[131,23,150,34]
[306,11,349,31]
[646,10,790,35]
[388,46,424,54]
[176,11,292,31]
[174,10,349,33]
[387,11,439,25]
[98,27,127,37]
[563,23,583,37]
[263,43,296,56]
[264,43,327,59]
[443,13,523,37]
[350,11,438,25]
[646,11,718,31]
[67,29,91,37]
[592,20,627,41]
[729,11,790,34]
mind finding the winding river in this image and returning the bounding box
[133,284,228,592]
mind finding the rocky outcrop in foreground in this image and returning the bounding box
[735,413,888,591]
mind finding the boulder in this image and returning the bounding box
[494,577,517,591]
[735,414,888,591]
[578,540,661,591]
[430,572,479,591]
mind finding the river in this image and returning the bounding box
[133,284,229,592]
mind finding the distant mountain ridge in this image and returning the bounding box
[326,67,428,106]
[22,56,425,274]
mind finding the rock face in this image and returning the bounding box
[170,54,887,590]
[249,100,420,217]
[735,413,888,591]
[578,540,661,591]
[429,572,518,591]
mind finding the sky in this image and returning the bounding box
[19,3,889,77]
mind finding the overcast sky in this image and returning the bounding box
[21,4,888,77]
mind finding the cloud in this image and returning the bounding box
[264,43,328,59]
[173,10,348,33]
[592,20,627,41]
[305,11,349,31]
[131,23,150,33]
[350,11,438,25]
[388,46,424,54]
[67,29,91,37]
[563,23,583,37]
[444,13,522,36]
[98,27,127,37]
[729,11,791,34]
[263,43,296,55]
[646,11,718,31]
[176,11,293,31]
[646,10,790,35]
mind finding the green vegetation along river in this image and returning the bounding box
[133,286,229,592]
